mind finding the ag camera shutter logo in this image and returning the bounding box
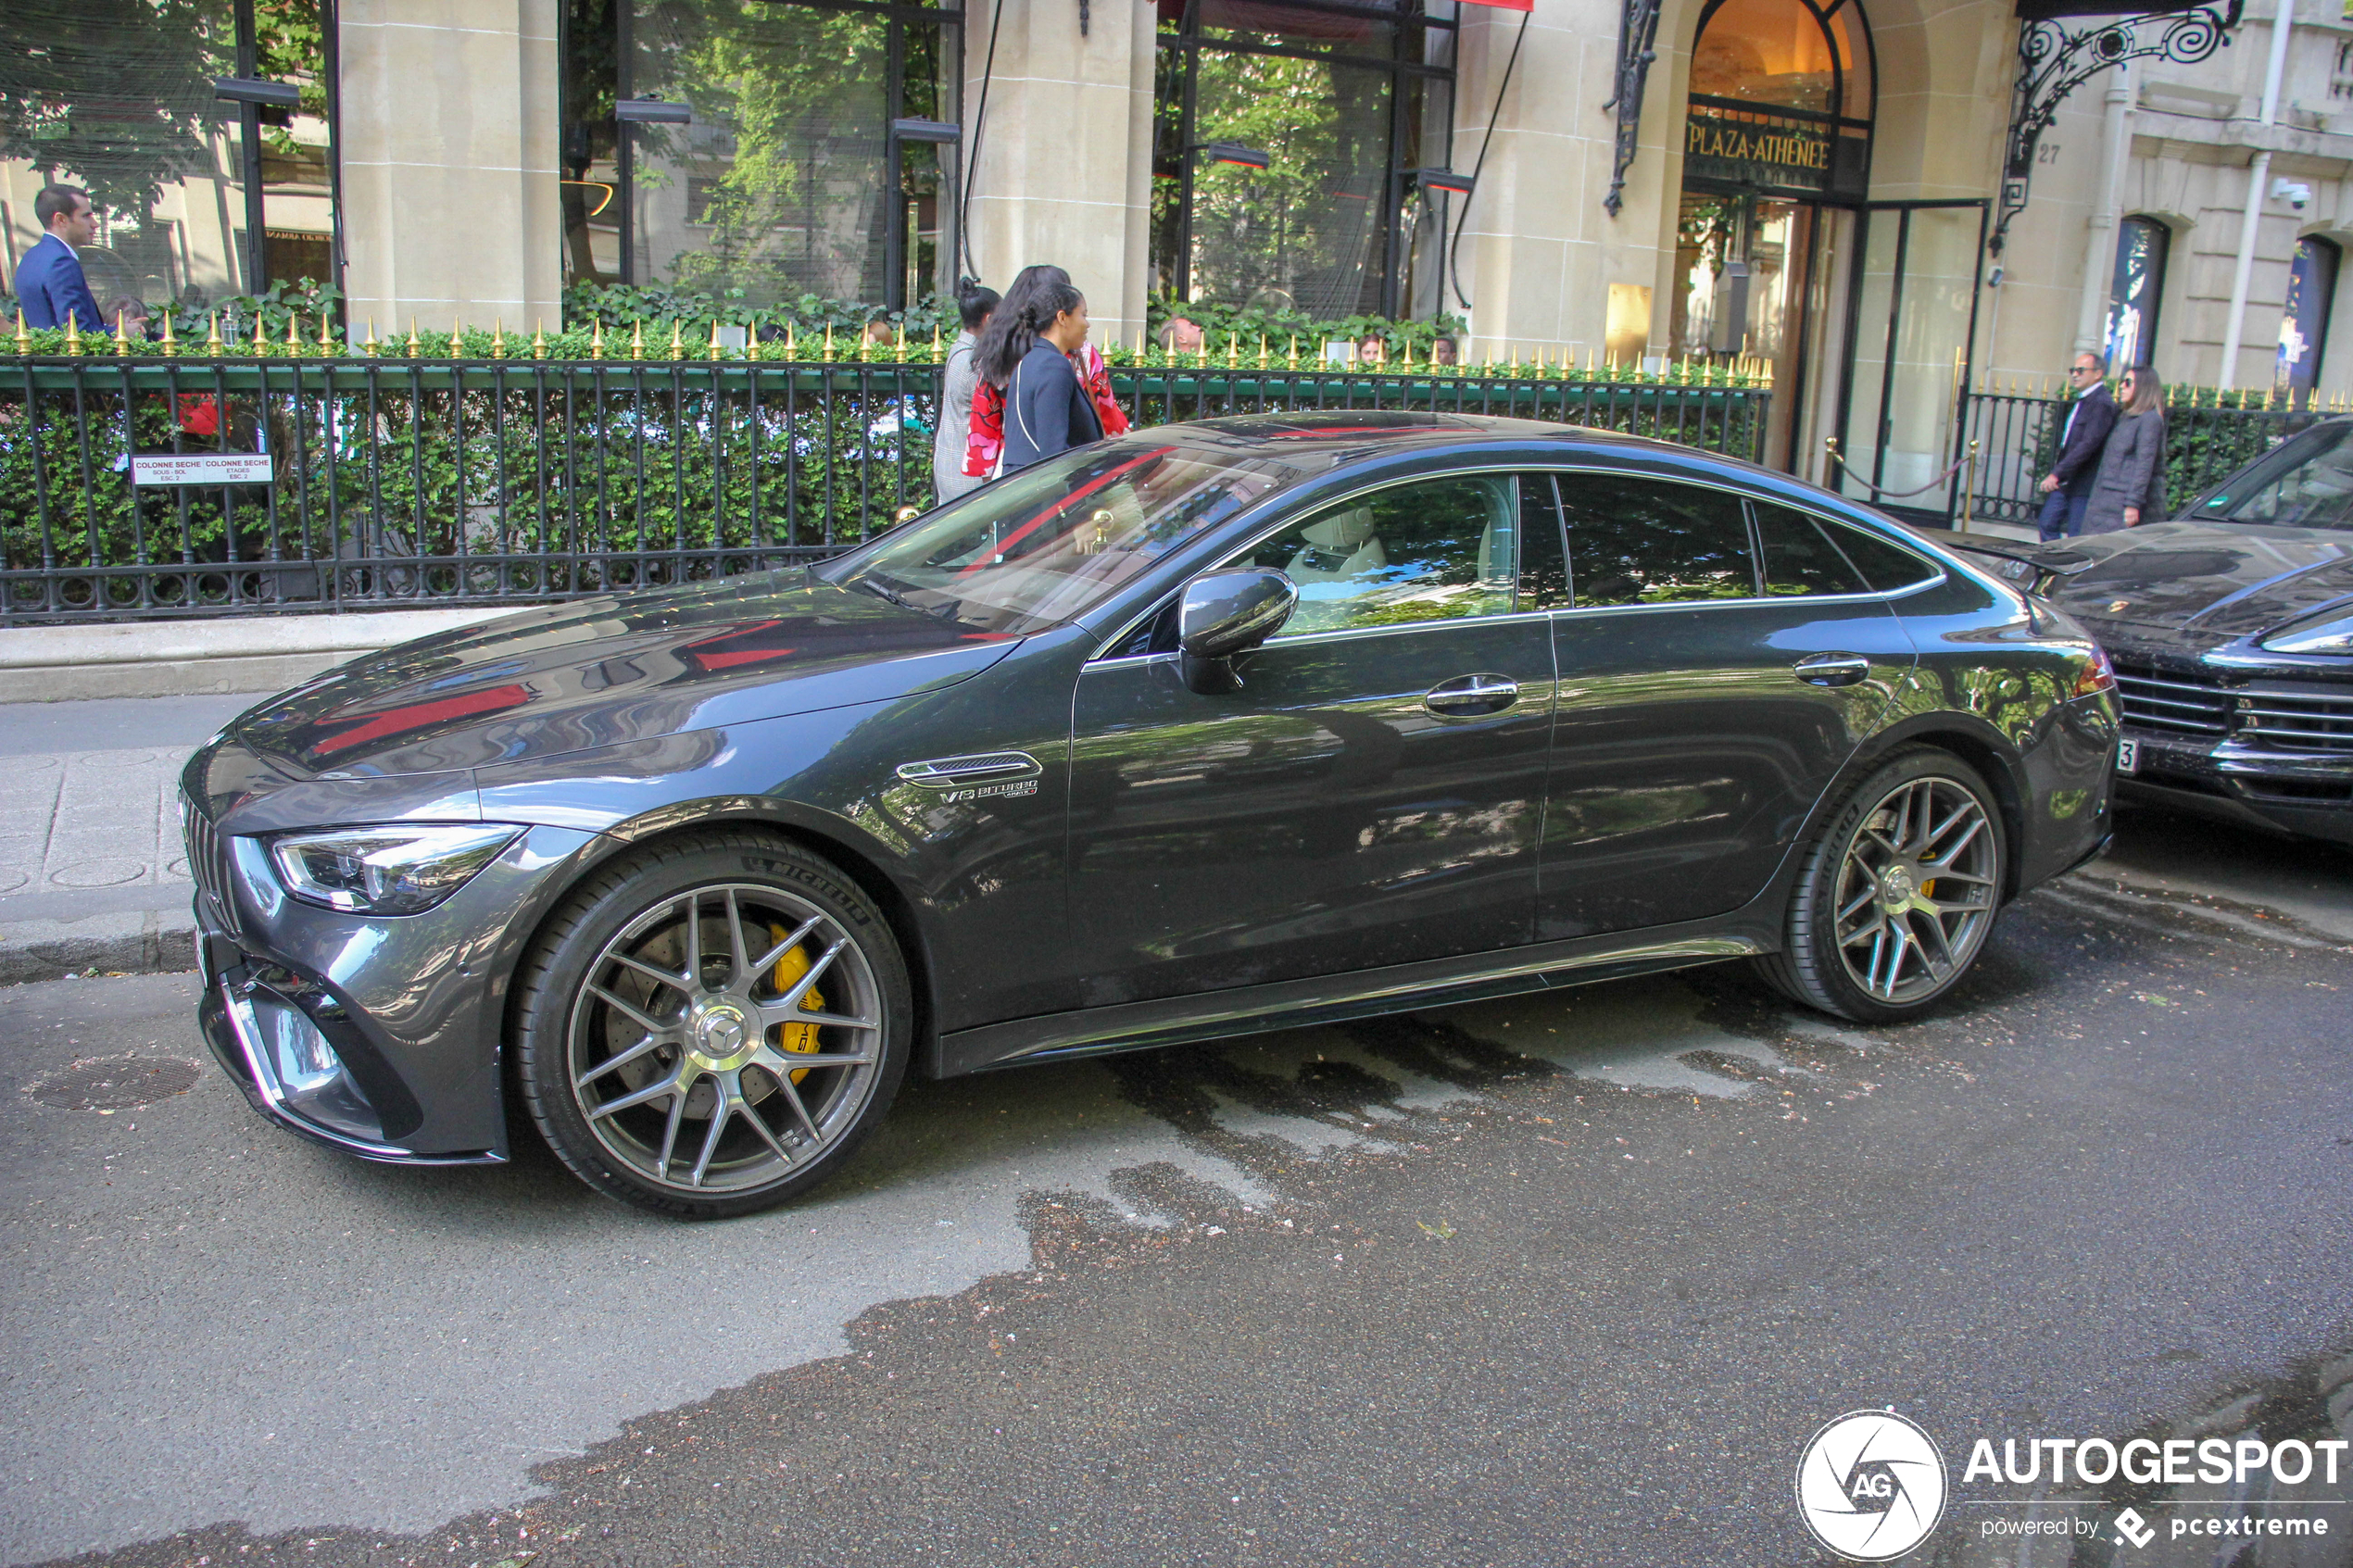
[1795,1410,1950,1561]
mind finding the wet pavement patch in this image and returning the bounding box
[23,1053,201,1111]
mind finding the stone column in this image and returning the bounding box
[1451,0,1677,367]
[337,0,563,337]
[962,0,1154,350]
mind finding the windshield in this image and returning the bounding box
[814,436,1310,634]
[2194,421,2353,530]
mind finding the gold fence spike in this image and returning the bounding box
[206,311,224,356]
[631,320,646,360]
[320,310,333,355]
[1287,334,1299,370]
[251,313,269,357]
[362,319,377,357]
[931,321,942,361]
[407,318,421,358]
[12,308,28,354]
[449,315,463,358]
[670,320,686,360]
[590,320,606,359]
[533,320,547,360]
[786,323,797,360]
[114,308,132,356]
[492,320,508,359]
[823,323,835,361]
[287,313,303,356]
[711,319,725,362]
[159,310,178,358]
[64,314,82,356]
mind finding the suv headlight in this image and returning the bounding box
[271,823,524,914]
[2259,609,2353,656]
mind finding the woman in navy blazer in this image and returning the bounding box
[975,266,1101,474]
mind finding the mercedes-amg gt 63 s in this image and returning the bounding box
[2043,417,2353,845]
[182,413,2119,1217]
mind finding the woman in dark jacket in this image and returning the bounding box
[975,267,1101,473]
[2082,366,2170,534]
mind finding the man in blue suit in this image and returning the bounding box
[16,184,107,333]
[2034,353,2119,541]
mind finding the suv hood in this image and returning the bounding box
[232,574,1021,778]
[2049,520,2353,640]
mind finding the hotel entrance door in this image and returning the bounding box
[1831,200,1990,525]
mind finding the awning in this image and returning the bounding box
[2015,0,2220,19]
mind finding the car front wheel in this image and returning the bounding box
[512,830,912,1218]
[1756,746,2007,1024]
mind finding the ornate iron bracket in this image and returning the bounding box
[1603,0,1665,217]
[1993,1,2241,252]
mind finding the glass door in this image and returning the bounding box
[1833,201,1989,524]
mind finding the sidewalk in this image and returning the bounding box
[0,696,253,984]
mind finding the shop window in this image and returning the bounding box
[2278,234,2338,405]
[0,0,337,309]
[2106,216,2169,370]
[1152,0,1454,320]
[578,0,961,307]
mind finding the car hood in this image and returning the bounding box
[2049,520,2353,642]
[232,573,1022,778]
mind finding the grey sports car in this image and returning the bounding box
[182,413,2119,1217]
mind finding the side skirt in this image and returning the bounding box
[930,917,1775,1079]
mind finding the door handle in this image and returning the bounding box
[1424,673,1520,717]
[1793,653,1871,687]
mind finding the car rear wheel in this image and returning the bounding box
[1755,747,2007,1024]
[512,830,911,1219]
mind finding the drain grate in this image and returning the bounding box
[26,1054,203,1111]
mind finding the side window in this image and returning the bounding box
[1754,501,1872,596]
[1227,475,1520,636]
[1557,473,1757,607]
[1820,519,1940,592]
[1521,474,1569,610]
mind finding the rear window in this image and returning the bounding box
[1754,502,1872,596]
[1556,472,1757,606]
[1820,519,1939,592]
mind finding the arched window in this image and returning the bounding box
[2106,218,2169,370]
[1683,0,1874,201]
[2278,235,2339,404]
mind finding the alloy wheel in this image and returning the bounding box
[1831,775,2000,1006]
[565,883,887,1193]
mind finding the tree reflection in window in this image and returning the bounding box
[1558,474,1757,605]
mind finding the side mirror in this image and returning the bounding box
[1176,570,1296,694]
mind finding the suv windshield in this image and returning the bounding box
[2194,420,2353,530]
[813,436,1308,635]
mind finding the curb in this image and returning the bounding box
[0,909,199,986]
[0,606,511,702]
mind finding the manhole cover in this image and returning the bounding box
[25,1054,203,1111]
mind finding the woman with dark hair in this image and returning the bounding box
[934,282,999,504]
[964,263,1129,479]
[973,268,1099,473]
[2083,366,2170,533]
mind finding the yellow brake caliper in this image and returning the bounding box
[769,925,826,1084]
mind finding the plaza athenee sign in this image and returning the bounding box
[1684,98,1868,201]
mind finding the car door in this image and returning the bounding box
[1537,470,1919,940]
[1065,470,1564,1008]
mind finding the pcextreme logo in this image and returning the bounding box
[1794,1410,1949,1562]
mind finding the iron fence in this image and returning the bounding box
[1959,387,2323,528]
[0,356,1769,624]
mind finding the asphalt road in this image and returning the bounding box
[3,806,2349,1568]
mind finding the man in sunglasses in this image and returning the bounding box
[2034,353,2119,541]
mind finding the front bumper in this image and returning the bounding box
[2108,652,2353,845]
[182,793,602,1162]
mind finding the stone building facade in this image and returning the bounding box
[2,0,2340,498]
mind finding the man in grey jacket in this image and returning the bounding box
[934,285,999,505]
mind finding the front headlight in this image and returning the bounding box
[271,823,524,914]
[2259,609,2353,656]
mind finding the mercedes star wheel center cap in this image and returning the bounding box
[1880,863,1918,907]
[688,999,756,1070]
